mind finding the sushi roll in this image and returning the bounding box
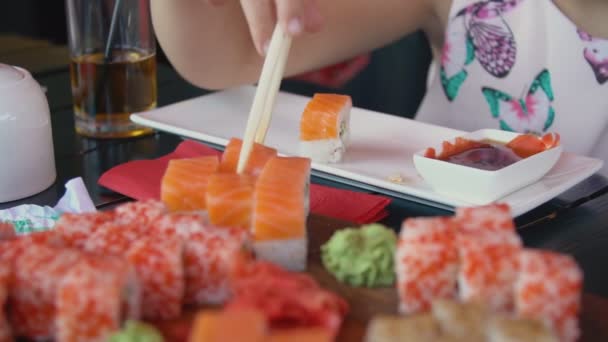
[125,236,185,320]
[160,156,220,211]
[83,222,145,256]
[0,263,11,342]
[395,217,459,314]
[53,211,116,248]
[299,93,352,163]
[219,137,277,177]
[183,225,252,305]
[113,199,168,226]
[456,227,522,311]
[56,255,141,342]
[455,203,515,234]
[515,249,582,342]
[9,244,81,339]
[251,156,311,271]
[206,173,256,229]
[0,222,15,241]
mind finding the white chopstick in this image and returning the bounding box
[237,24,292,174]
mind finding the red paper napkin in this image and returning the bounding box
[98,140,390,224]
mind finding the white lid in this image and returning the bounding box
[0,64,25,88]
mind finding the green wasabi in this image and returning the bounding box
[108,321,164,342]
[321,223,397,287]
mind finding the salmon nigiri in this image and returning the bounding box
[252,156,311,271]
[299,93,351,163]
[206,173,255,229]
[160,156,219,211]
[219,138,277,177]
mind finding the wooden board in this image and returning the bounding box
[149,215,608,342]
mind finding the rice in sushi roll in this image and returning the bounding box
[299,93,351,163]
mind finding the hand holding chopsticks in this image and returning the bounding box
[237,24,292,174]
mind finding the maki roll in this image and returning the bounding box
[206,173,256,229]
[219,138,277,177]
[515,249,583,342]
[252,156,311,271]
[299,93,351,163]
[160,156,220,211]
[395,217,458,314]
[56,255,141,342]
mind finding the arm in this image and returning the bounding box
[151,0,437,90]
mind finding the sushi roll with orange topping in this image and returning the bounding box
[125,236,185,320]
[515,249,582,342]
[299,93,351,163]
[56,255,141,342]
[219,138,277,177]
[9,244,82,339]
[160,156,220,211]
[252,156,311,271]
[395,217,459,314]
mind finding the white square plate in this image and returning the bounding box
[131,85,603,217]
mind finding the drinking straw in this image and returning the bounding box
[104,0,122,61]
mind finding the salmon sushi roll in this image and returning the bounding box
[161,156,220,211]
[219,138,277,177]
[515,249,582,342]
[56,255,141,342]
[252,156,311,271]
[125,236,184,320]
[0,263,11,342]
[395,217,459,314]
[299,93,351,163]
[206,173,256,229]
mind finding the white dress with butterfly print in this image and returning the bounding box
[415,0,608,176]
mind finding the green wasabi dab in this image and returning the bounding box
[321,224,397,287]
[108,321,164,342]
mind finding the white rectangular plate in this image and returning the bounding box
[131,85,603,217]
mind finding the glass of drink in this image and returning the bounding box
[65,0,157,138]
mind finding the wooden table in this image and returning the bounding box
[1,35,608,341]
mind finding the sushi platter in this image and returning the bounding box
[130,85,604,217]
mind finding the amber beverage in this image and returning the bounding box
[70,50,156,138]
[66,0,157,138]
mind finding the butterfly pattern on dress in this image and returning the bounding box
[440,0,523,101]
[578,29,608,85]
[482,69,555,135]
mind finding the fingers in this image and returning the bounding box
[275,0,305,36]
[240,0,324,56]
[302,0,323,33]
[240,0,276,56]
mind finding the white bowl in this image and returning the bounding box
[0,64,56,203]
[413,129,563,205]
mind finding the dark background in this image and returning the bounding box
[0,1,433,118]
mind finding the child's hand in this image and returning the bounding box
[204,0,323,56]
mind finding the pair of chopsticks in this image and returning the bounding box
[237,24,292,174]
